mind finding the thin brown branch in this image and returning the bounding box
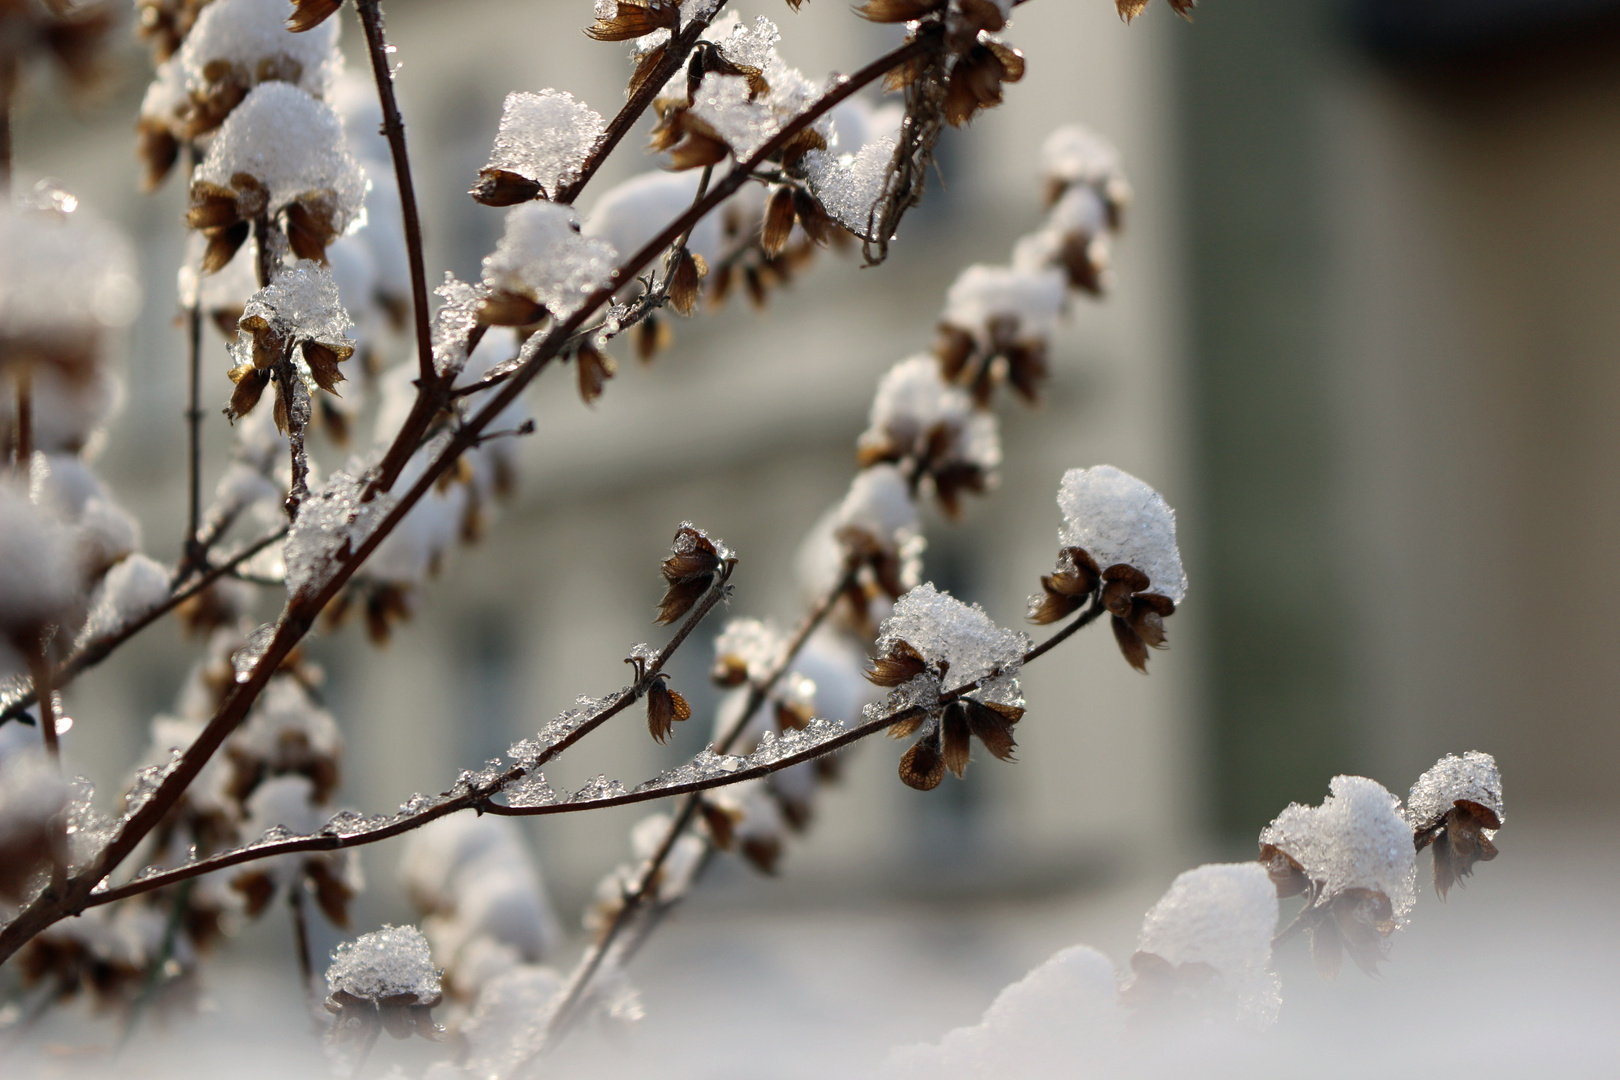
[182,143,206,572]
[79,598,1101,913]
[354,0,436,386]
[534,556,860,1051]
[0,527,286,727]
[0,33,931,963]
[552,2,732,206]
[28,637,57,761]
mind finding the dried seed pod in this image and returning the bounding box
[898,737,945,791]
[645,676,691,744]
[1111,614,1150,673]
[855,0,946,22]
[656,525,724,625]
[1258,843,1310,898]
[226,363,271,420]
[471,168,544,208]
[286,0,343,33]
[941,702,972,778]
[962,698,1021,761]
[667,249,706,316]
[301,340,352,393]
[865,638,929,687]
[575,344,617,405]
[586,0,680,41]
[762,185,796,258]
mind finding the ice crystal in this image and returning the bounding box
[1057,465,1187,605]
[505,773,556,808]
[195,82,366,227]
[284,463,394,601]
[1136,862,1281,1028]
[483,203,617,321]
[877,583,1029,695]
[1406,751,1504,829]
[1261,775,1418,920]
[804,135,896,240]
[569,775,628,804]
[485,90,604,198]
[326,925,441,1002]
[430,273,487,377]
[232,622,277,682]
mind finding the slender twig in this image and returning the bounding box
[535,557,860,1051]
[182,144,206,571]
[552,2,732,206]
[0,34,932,963]
[353,0,435,387]
[0,527,287,728]
[77,564,737,910]
[76,598,1105,911]
[290,884,315,1004]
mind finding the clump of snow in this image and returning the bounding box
[877,583,1027,684]
[482,202,618,321]
[833,464,920,555]
[1261,775,1418,920]
[428,274,487,378]
[179,0,342,101]
[326,924,441,1002]
[713,618,786,686]
[0,481,80,633]
[1406,751,1504,828]
[283,464,392,601]
[859,355,1000,473]
[1137,862,1281,1027]
[194,81,366,227]
[232,260,354,367]
[1056,465,1186,604]
[1040,124,1126,192]
[880,945,1122,1079]
[79,554,169,644]
[582,169,724,273]
[804,135,896,240]
[0,749,70,902]
[941,263,1067,347]
[484,90,604,198]
[0,201,140,345]
[399,814,560,996]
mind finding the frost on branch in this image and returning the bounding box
[472,89,606,206]
[325,924,444,1042]
[866,583,1028,790]
[1123,863,1280,1029]
[1407,751,1504,899]
[1260,775,1417,978]
[857,355,1001,518]
[283,463,394,603]
[480,203,618,327]
[1029,465,1186,673]
[189,81,366,271]
[881,945,1121,1080]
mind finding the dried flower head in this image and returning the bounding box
[655,522,731,625]
[325,925,444,1042]
[856,356,1001,518]
[1117,0,1196,24]
[643,673,691,744]
[1406,751,1504,899]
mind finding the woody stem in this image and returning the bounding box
[354,0,436,387]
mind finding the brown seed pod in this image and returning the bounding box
[865,639,929,687]
[899,737,945,791]
[585,0,680,41]
[470,168,544,208]
[645,676,691,744]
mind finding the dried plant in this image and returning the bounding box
[0,0,1507,1074]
